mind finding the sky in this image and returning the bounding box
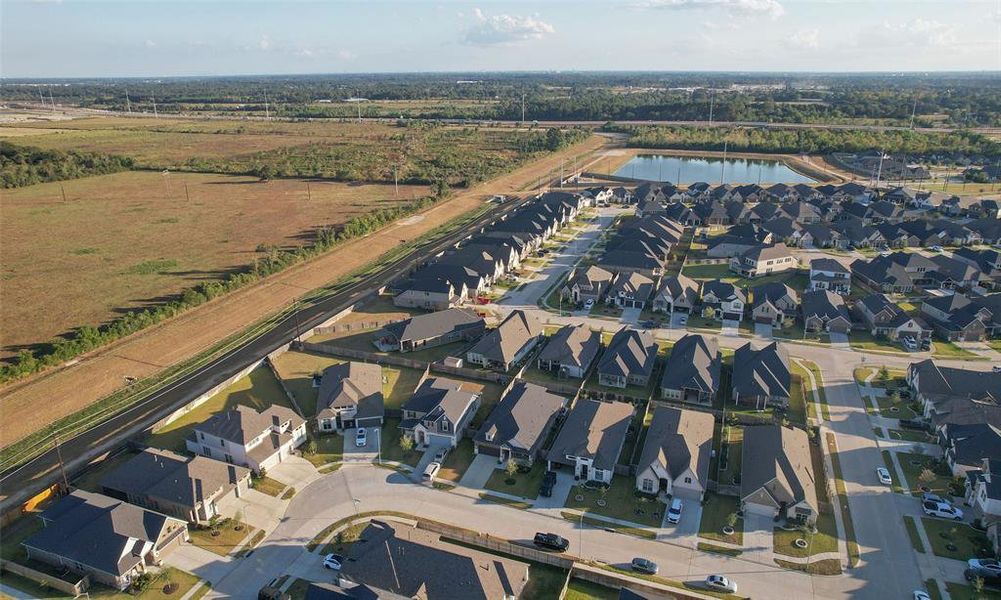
[2,0,1000,78]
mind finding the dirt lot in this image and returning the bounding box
[2,171,428,357]
[0,133,609,448]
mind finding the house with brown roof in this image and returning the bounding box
[740,425,818,526]
[536,324,601,379]
[561,265,614,304]
[634,407,714,501]
[474,381,567,467]
[547,399,633,484]
[466,310,542,372]
[316,361,385,433]
[376,308,485,353]
[401,378,480,448]
[186,404,306,474]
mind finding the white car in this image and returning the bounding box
[880,250,892,257]
[902,337,918,351]
[584,299,595,310]
[705,575,737,594]
[968,558,1001,577]
[931,245,944,252]
[912,592,931,600]
[355,427,367,447]
[423,461,441,481]
[667,498,683,524]
[923,500,963,520]
[876,467,892,485]
[323,553,344,570]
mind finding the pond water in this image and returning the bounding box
[614,154,816,184]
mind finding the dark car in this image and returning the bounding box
[631,557,659,575]
[540,471,557,497]
[533,532,569,552]
[898,419,928,431]
[965,568,1001,589]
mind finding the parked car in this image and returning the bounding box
[931,245,944,253]
[968,559,1001,578]
[641,320,657,329]
[540,471,557,498]
[355,428,367,447]
[912,592,931,600]
[993,365,1001,374]
[704,575,737,593]
[922,500,963,520]
[631,557,659,575]
[880,250,893,258]
[433,447,449,463]
[902,337,918,352]
[584,298,595,310]
[667,498,683,524]
[876,467,892,485]
[921,492,945,504]
[423,461,441,481]
[323,553,345,570]
[533,532,569,552]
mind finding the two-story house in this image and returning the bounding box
[700,281,747,322]
[634,407,714,502]
[316,361,386,433]
[400,377,480,449]
[855,293,932,342]
[808,258,851,295]
[729,243,797,279]
[750,282,800,328]
[596,327,659,389]
[186,404,307,474]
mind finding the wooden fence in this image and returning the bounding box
[1,560,89,597]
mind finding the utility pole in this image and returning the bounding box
[708,88,715,126]
[184,183,190,202]
[306,181,312,202]
[264,89,271,121]
[909,97,917,130]
[357,102,361,123]
[49,89,56,112]
[125,89,132,114]
[53,435,70,491]
[720,140,728,185]
[60,184,67,203]
[521,93,526,124]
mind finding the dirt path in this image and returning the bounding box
[0,135,610,448]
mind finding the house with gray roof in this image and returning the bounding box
[401,377,480,449]
[606,271,655,309]
[941,423,1001,476]
[700,281,747,321]
[801,289,851,333]
[376,308,485,353]
[186,404,306,474]
[466,310,541,372]
[474,380,567,466]
[652,273,700,314]
[100,448,250,525]
[393,277,467,311]
[561,265,614,304]
[808,258,851,294]
[547,399,633,484]
[750,282,799,328]
[855,293,931,342]
[908,360,1001,419]
[732,342,791,410]
[921,293,993,342]
[597,328,659,389]
[317,361,385,433]
[536,324,601,379]
[740,425,818,526]
[634,407,714,501]
[729,243,797,279]
[660,334,721,405]
[23,490,188,591]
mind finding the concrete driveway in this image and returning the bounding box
[721,319,741,337]
[668,312,690,329]
[830,332,850,347]
[411,441,451,483]
[620,307,642,324]
[218,488,287,532]
[343,427,381,463]
[533,469,575,510]
[269,455,321,489]
[657,497,702,548]
[458,453,500,490]
[754,322,774,339]
[742,512,776,565]
[166,541,235,585]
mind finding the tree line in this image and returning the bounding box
[1,142,135,188]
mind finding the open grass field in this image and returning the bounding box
[2,170,428,360]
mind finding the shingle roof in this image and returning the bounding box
[382,308,484,345]
[801,289,850,322]
[193,404,304,446]
[548,399,633,471]
[466,310,540,365]
[402,378,478,425]
[317,362,385,421]
[732,342,790,400]
[741,425,817,510]
[660,334,721,395]
[537,324,601,369]
[943,423,1001,469]
[910,360,1001,405]
[597,328,658,380]
[637,406,714,483]
[474,381,566,452]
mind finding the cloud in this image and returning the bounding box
[335,49,356,60]
[639,0,784,18]
[787,28,819,49]
[702,19,739,31]
[144,39,156,48]
[866,19,958,47]
[258,34,273,51]
[463,8,556,46]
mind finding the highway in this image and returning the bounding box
[0,193,536,510]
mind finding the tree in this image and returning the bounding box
[725,512,739,530]
[505,459,518,479]
[973,575,985,596]
[877,366,889,384]
[400,435,414,455]
[918,468,937,485]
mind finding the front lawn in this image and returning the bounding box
[773,509,839,558]
[251,475,286,497]
[437,438,475,482]
[188,519,254,556]
[87,567,202,600]
[850,331,908,354]
[945,582,1001,600]
[873,394,921,420]
[564,478,663,528]
[888,429,935,443]
[302,429,344,467]
[379,418,421,467]
[698,493,743,545]
[921,518,994,560]
[904,516,925,553]
[484,462,546,499]
[932,340,982,359]
[881,450,903,494]
[896,452,953,496]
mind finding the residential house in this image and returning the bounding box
[700,280,747,321]
[22,490,188,591]
[850,252,936,294]
[316,362,385,433]
[100,448,250,525]
[411,264,486,300]
[606,271,655,309]
[731,342,791,410]
[596,328,659,389]
[751,282,800,328]
[400,378,480,449]
[652,273,700,314]
[536,324,602,379]
[941,423,1001,476]
[855,293,932,342]
[474,380,567,466]
[729,243,798,278]
[801,289,851,334]
[376,308,485,353]
[634,407,714,501]
[186,404,307,474]
[660,334,721,405]
[547,399,634,484]
[965,459,1001,525]
[920,294,992,342]
[740,425,818,526]
[393,277,467,311]
[466,310,542,372]
[561,265,614,304]
[808,258,851,294]
[907,360,1001,419]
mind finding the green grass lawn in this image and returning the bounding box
[989,340,1001,353]
[698,493,743,545]
[480,493,532,510]
[788,364,809,426]
[87,567,202,600]
[946,582,1001,600]
[270,350,345,417]
[681,263,731,280]
[904,516,925,553]
[521,564,570,600]
[896,452,953,496]
[438,438,475,482]
[850,331,908,354]
[564,579,618,600]
[881,450,903,494]
[383,365,426,409]
[931,340,982,359]
[710,425,743,488]
[773,510,839,558]
[565,477,663,528]
[379,418,421,467]
[251,475,286,497]
[827,433,861,567]
[484,461,545,499]
[521,365,581,388]
[872,394,921,420]
[146,365,293,452]
[799,360,830,421]
[285,578,313,600]
[303,429,344,467]
[921,518,994,560]
[1,515,42,562]
[70,449,141,493]
[188,519,254,556]
[888,429,935,443]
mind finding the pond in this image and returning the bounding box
[614,154,816,184]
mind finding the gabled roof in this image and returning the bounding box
[942,423,1001,469]
[566,265,614,291]
[732,342,790,400]
[809,257,849,274]
[402,378,478,425]
[474,381,566,452]
[859,293,901,317]
[637,406,714,484]
[660,334,721,395]
[597,328,658,380]
[466,310,540,365]
[537,324,601,369]
[609,271,655,300]
[801,289,850,322]
[752,282,799,310]
[382,308,484,344]
[739,243,793,263]
[317,362,385,421]
[656,273,700,305]
[548,399,633,471]
[910,360,1001,405]
[193,404,304,446]
[26,490,180,577]
[741,425,817,510]
[702,280,747,304]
